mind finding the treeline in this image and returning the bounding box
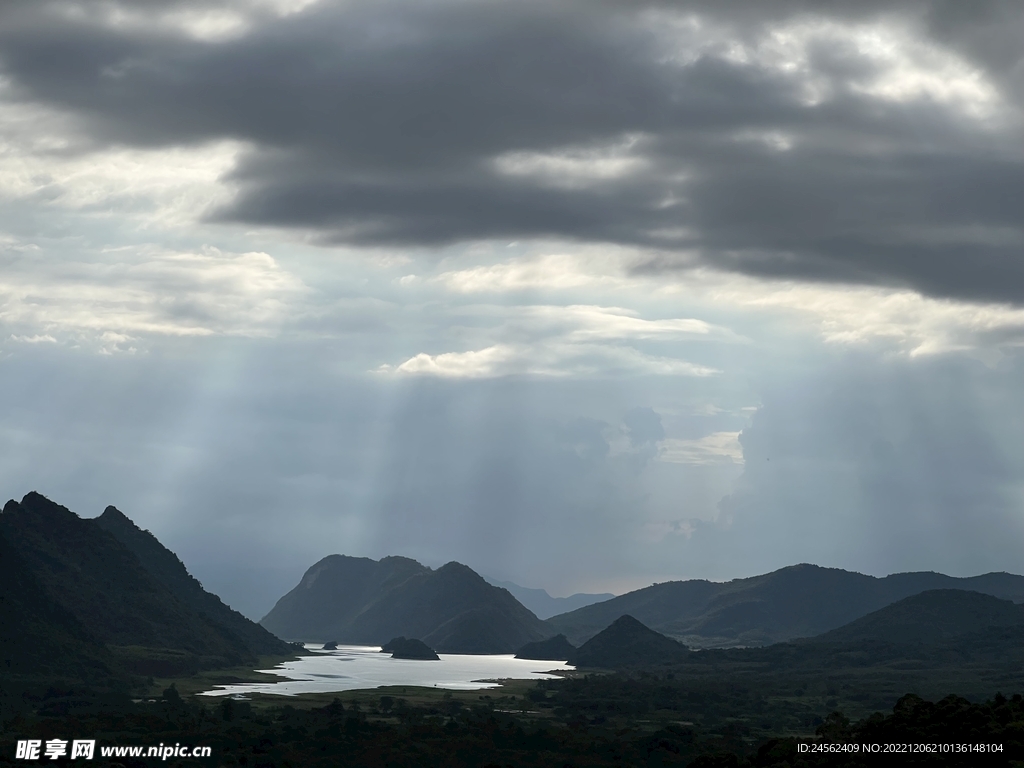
[2,686,1024,767]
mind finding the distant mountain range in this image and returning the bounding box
[9,489,1024,696]
[740,586,1024,700]
[816,588,1024,647]
[565,589,1024,675]
[261,555,1024,656]
[260,554,550,653]
[545,563,1024,647]
[483,577,613,620]
[0,492,291,681]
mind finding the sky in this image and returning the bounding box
[1,0,1023,619]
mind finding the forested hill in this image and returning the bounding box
[546,562,1024,646]
[0,524,113,683]
[95,505,291,656]
[0,492,292,678]
[816,588,1024,646]
[570,615,688,669]
[261,555,550,653]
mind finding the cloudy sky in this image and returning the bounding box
[1,0,1023,619]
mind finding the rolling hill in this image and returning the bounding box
[815,588,1024,647]
[261,556,550,653]
[546,563,1024,647]
[719,589,1024,686]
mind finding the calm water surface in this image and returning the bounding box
[200,645,573,697]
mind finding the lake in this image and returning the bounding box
[199,644,574,697]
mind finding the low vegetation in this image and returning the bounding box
[3,678,1023,766]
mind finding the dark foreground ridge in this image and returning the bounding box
[94,504,291,657]
[261,554,550,654]
[0,523,113,684]
[381,637,439,660]
[0,492,292,685]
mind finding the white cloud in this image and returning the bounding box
[677,273,1024,358]
[492,134,651,189]
[755,18,1003,119]
[378,341,718,379]
[0,80,244,230]
[384,344,520,378]
[659,431,744,465]
[542,305,712,341]
[646,11,1006,120]
[97,331,138,356]
[372,302,723,378]
[51,0,324,43]
[436,247,1024,360]
[436,253,621,293]
[0,135,243,231]
[0,246,307,345]
[8,334,56,344]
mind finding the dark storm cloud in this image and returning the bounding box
[1,0,1022,301]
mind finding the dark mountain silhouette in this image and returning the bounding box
[484,577,613,620]
[570,615,688,669]
[95,505,290,656]
[684,589,1024,694]
[0,526,113,682]
[0,492,289,675]
[816,589,1024,647]
[381,637,439,660]
[515,633,576,661]
[261,556,550,653]
[547,563,1024,647]
[260,554,427,640]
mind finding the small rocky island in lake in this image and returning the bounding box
[514,633,576,661]
[322,641,339,650]
[381,637,440,660]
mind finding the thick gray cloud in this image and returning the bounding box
[0,0,1021,302]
